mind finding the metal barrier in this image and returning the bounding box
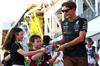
[79,2,100,21]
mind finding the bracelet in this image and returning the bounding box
[65,43,68,47]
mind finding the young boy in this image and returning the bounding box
[28,35,60,66]
[52,43,64,66]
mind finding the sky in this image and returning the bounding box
[0,0,51,44]
[0,0,27,23]
[0,0,27,44]
[0,0,50,23]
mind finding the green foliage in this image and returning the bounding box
[27,43,33,50]
[28,10,44,49]
[29,13,44,37]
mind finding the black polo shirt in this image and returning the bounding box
[10,43,24,65]
[61,17,87,57]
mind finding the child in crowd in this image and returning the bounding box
[28,35,60,66]
[41,35,52,66]
[41,35,52,48]
[2,27,47,66]
[52,43,64,66]
[2,51,11,66]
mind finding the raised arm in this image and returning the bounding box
[57,31,86,51]
[31,52,44,61]
[17,48,47,56]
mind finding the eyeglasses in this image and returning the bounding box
[62,9,71,13]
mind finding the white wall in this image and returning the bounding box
[0,22,2,45]
[86,16,100,37]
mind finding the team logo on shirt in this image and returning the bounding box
[82,21,87,30]
[63,22,68,33]
[74,21,79,31]
[64,22,68,25]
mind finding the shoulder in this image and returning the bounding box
[79,17,87,21]
[78,17,87,23]
[11,43,17,47]
[62,19,68,24]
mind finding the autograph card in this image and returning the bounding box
[46,45,52,53]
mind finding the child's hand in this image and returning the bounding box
[44,47,48,52]
[25,59,31,63]
[41,47,48,52]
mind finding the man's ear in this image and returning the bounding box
[72,8,75,12]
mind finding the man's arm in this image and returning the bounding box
[67,31,86,46]
[57,31,86,51]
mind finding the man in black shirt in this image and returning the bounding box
[54,1,88,66]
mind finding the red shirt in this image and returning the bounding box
[28,49,51,66]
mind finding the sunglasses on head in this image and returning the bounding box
[62,9,71,13]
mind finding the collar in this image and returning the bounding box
[68,16,80,22]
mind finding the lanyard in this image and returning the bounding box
[33,47,42,66]
[14,42,26,65]
[15,42,23,49]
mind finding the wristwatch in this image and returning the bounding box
[65,43,68,47]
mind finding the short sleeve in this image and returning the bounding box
[4,52,10,57]
[80,18,87,32]
[57,51,63,61]
[11,43,20,52]
[28,49,34,60]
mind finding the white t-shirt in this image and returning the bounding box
[53,51,64,66]
[97,49,100,65]
[86,45,98,64]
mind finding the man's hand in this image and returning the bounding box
[57,44,66,51]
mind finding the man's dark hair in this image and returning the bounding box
[29,35,41,43]
[62,1,76,10]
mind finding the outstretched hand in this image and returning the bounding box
[57,44,66,52]
[41,47,48,52]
